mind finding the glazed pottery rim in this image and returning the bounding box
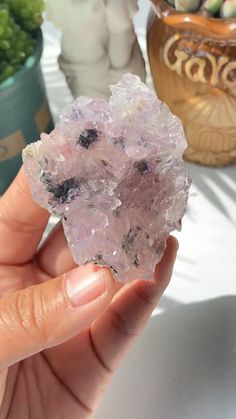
[0,29,43,93]
[152,0,236,23]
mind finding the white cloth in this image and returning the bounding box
[46,0,146,97]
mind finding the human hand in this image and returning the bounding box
[0,168,178,419]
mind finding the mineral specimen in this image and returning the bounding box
[23,74,191,282]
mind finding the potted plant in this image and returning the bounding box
[147,0,236,166]
[0,0,53,194]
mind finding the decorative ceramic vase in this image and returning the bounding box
[0,30,53,195]
[147,0,236,166]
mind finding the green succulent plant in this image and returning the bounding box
[167,0,236,17]
[0,0,44,84]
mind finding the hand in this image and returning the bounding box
[0,168,178,419]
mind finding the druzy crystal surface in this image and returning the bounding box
[23,74,191,282]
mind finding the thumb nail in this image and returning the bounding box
[66,265,107,307]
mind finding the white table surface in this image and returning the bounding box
[42,2,236,418]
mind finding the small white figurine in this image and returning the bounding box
[46,0,146,98]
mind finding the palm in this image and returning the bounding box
[0,262,112,419]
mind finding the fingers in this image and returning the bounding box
[0,168,49,265]
[36,222,77,278]
[90,236,178,372]
[153,236,179,287]
[0,264,116,369]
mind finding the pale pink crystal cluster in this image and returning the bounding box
[23,74,191,282]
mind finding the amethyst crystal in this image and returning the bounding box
[23,74,191,282]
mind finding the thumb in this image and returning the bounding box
[0,264,116,369]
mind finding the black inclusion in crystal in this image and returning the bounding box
[134,160,149,175]
[113,137,125,150]
[101,160,108,166]
[78,129,98,149]
[133,255,140,267]
[92,254,104,264]
[48,177,80,203]
[122,227,141,253]
[40,171,52,185]
[87,255,118,275]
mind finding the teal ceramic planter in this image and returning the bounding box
[0,30,54,195]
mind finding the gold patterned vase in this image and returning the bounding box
[147,0,236,166]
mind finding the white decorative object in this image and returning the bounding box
[46,0,146,97]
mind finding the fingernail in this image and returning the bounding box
[66,266,106,307]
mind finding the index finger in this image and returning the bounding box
[0,167,49,265]
[90,236,178,372]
